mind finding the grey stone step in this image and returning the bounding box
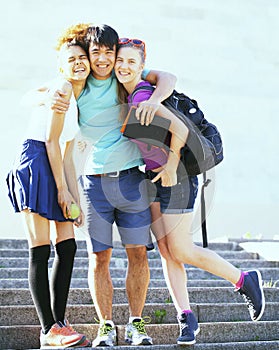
[24,342,279,350]
[0,248,259,260]
[0,278,238,289]
[229,238,279,244]
[0,302,277,326]
[1,266,278,281]
[0,239,242,251]
[0,239,278,349]
[0,322,278,349]
[1,257,277,269]
[120,342,279,350]
[1,287,278,305]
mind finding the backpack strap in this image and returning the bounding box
[130,85,155,102]
[200,172,211,248]
[132,85,210,248]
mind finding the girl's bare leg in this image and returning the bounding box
[151,203,191,312]
[163,212,241,284]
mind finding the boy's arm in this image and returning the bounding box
[137,70,177,124]
[145,70,177,101]
[21,82,70,113]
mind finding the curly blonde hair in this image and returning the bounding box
[55,23,92,51]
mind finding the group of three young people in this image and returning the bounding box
[6,23,265,348]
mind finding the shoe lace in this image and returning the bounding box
[55,324,73,336]
[132,316,151,335]
[63,320,76,334]
[178,314,195,337]
[179,319,190,335]
[94,318,114,337]
[180,321,189,330]
[240,292,256,314]
[99,323,113,337]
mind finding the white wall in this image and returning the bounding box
[1,0,278,240]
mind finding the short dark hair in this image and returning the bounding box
[86,24,119,50]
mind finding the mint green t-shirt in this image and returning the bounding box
[77,70,149,174]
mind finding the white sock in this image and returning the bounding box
[102,320,114,327]
[129,316,142,323]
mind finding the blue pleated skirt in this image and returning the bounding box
[6,139,70,222]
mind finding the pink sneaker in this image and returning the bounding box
[40,321,85,348]
[72,338,91,347]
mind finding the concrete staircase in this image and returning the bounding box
[0,239,278,349]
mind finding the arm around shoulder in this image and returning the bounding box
[136,70,177,125]
[145,69,177,102]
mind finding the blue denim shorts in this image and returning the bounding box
[146,171,199,214]
[79,168,153,252]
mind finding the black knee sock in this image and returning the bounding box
[29,245,55,334]
[50,238,77,322]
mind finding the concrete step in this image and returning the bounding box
[1,287,278,305]
[0,278,240,289]
[0,266,278,281]
[1,239,277,350]
[0,239,243,251]
[0,322,278,349]
[0,248,260,259]
[1,257,277,269]
[105,342,279,350]
[0,302,277,326]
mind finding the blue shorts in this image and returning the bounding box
[146,170,199,214]
[79,168,153,253]
[6,139,70,222]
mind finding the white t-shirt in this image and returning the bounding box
[24,81,79,144]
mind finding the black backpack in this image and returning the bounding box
[131,86,224,247]
[132,86,223,175]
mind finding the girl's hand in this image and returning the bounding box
[57,188,74,219]
[151,167,177,187]
[136,99,160,126]
[77,140,87,152]
[74,209,84,227]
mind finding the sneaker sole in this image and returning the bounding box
[125,338,153,346]
[40,336,86,349]
[177,339,196,345]
[72,338,91,347]
[251,269,266,321]
[92,340,117,347]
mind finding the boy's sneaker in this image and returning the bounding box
[40,321,85,348]
[63,319,91,347]
[177,312,200,345]
[92,321,117,347]
[125,318,153,346]
[235,270,265,321]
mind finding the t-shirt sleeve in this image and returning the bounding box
[141,68,151,80]
[132,88,153,106]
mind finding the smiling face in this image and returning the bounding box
[89,42,116,80]
[59,44,90,83]
[114,46,144,92]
